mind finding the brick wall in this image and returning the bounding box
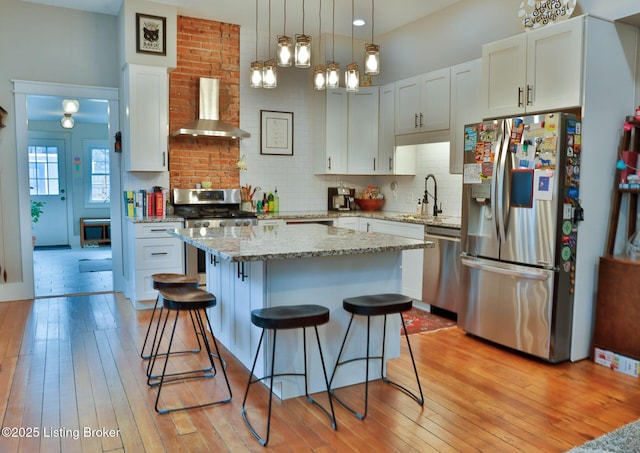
[169,16,241,189]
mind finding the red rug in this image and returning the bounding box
[402,308,456,335]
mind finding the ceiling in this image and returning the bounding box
[22,0,461,39]
[23,0,461,125]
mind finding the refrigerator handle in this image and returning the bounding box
[461,257,549,281]
[496,119,511,246]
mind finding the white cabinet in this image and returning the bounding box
[365,219,425,300]
[449,59,482,174]
[481,17,583,118]
[314,90,348,174]
[395,67,450,135]
[378,83,415,175]
[347,87,379,174]
[125,221,183,308]
[315,87,379,175]
[341,217,424,300]
[123,64,169,172]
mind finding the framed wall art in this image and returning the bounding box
[260,110,293,156]
[136,13,166,56]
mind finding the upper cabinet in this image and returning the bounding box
[481,17,583,118]
[347,87,380,174]
[315,87,379,175]
[395,67,451,135]
[123,64,169,172]
[449,59,482,174]
[314,90,348,174]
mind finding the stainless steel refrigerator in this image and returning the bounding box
[459,112,583,363]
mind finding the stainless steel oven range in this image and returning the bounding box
[172,188,258,285]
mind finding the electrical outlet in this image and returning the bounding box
[405,193,413,204]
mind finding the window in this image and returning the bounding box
[89,147,110,204]
[29,145,60,195]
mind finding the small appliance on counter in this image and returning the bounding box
[328,187,355,211]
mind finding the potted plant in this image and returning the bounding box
[31,200,45,248]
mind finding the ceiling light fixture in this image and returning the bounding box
[295,0,311,68]
[313,0,326,90]
[250,0,263,88]
[277,0,292,67]
[263,0,277,88]
[364,0,380,75]
[60,113,74,129]
[326,0,340,89]
[345,0,360,92]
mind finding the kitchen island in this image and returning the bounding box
[168,223,433,399]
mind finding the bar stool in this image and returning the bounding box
[329,293,424,420]
[140,273,199,360]
[241,305,337,446]
[148,286,232,414]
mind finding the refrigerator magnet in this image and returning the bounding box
[534,169,554,201]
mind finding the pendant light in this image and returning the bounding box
[326,0,340,89]
[295,0,311,68]
[345,0,360,92]
[277,0,292,67]
[364,0,380,75]
[263,0,277,89]
[250,0,263,88]
[313,0,326,90]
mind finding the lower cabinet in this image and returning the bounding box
[125,221,184,308]
[337,217,424,300]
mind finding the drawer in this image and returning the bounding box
[135,266,184,301]
[134,237,183,270]
[134,222,182,239]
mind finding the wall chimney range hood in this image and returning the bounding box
[172,77,250,140]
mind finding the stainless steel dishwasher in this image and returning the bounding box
[422,225,461,315]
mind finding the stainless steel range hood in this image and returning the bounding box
[171,77,250,139]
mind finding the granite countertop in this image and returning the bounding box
[258,210,462,229]
[167,223,434,262]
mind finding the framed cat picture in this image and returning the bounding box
[136,13,166,56]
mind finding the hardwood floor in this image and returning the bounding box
[1,293,639,452]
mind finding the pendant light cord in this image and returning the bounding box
[268,0,272,56]
[351,0,354,61]
[331,0,335,61]
[371,0,374,44]
[283,0,287,35]
[254,0,258,60]
[302,0,306,35]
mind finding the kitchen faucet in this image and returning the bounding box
[424,174,443,217]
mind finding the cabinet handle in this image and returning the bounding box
[420,113,424,128]
[151,252,168,256]
[373,158,376,172]
[163,151,166,168]
[150,229,166,233]
[210,254,218,266]
[518,87,524,107]
[328,157,331,170]
[526,85,533,106]
[237,262,247,281]
[389,157,393,171]
[414,113,419,129]
[3,268,6,283]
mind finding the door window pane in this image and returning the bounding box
[90,147,110,203]
[29,145,60,195]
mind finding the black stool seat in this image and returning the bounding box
[161,287,217,310]
[343,293,413,316]
[148,287,232,414]
[251,305,329,330]
[140,273,199,360]
[242,304,336,446]
[330,293,424,420]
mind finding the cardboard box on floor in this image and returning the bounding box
[594,347,640,378]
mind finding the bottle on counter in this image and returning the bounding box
[274,187,280,213]
[262,193,269,212]
[268,191,275,212]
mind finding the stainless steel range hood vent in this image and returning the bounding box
[171,77,250,140]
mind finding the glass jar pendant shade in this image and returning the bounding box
[313,65,326,90]
[277,35,292,67]
[326,62,340,88]
[345,62,360,92]
[364,43,380,75]
[263,59,277,89]
[250,61,263,88]
[295,34,311,68]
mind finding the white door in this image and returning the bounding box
[29,138,69,246]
